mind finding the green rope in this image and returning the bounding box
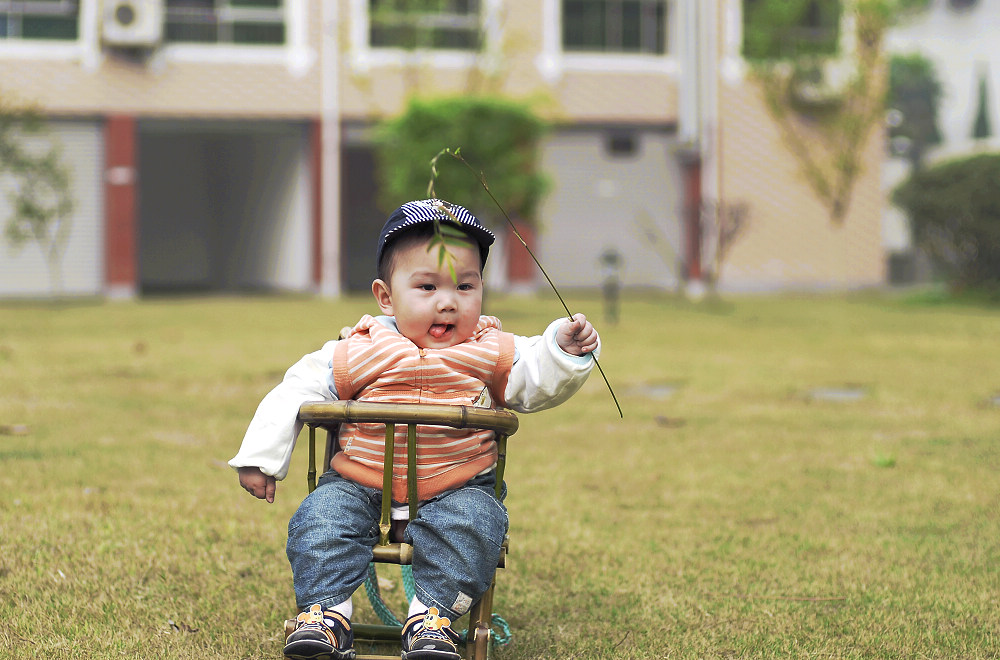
[364,563,402,627]
[489,613,513,646]
[363,563,513,648]
[454,613,512,647]
[402,563,416,601]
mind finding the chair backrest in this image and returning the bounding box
[298,400,518,546]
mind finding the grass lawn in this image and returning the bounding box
[1,291,998,659]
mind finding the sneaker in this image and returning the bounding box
[283,604,355,660]
[401,608,461,660]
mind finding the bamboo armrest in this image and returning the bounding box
[298,400,518,436]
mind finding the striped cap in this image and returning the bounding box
[376,198,495,271]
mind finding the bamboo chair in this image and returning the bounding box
[284,400,519,660]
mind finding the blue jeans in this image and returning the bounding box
[286,469,508,622]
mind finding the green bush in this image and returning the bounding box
[893,152,1000,289]
[373,96,548,227]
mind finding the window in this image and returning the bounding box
[742,0,840,60]
[606,132,637,157]
[369,0,480,50]
[562,0,667,54]
[165,0,285,44]
[0,0,79,40]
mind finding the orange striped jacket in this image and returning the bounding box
[330,314,516,501]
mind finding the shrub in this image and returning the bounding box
[892,152,1000,289]
[373,96,548,227]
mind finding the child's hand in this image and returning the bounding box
[239,466,276,503]
[556,314,599,356]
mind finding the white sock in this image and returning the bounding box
[408,595,428,619]
[330,597,353,620]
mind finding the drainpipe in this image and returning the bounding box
[677,0,704,295]
[318,0,342,297]
[679,149,702,283]
[676,0,719,297]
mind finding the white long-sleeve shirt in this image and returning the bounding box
[229,316,599,480]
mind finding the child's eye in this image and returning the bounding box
[419,284,435,291]
[458,283,474,291]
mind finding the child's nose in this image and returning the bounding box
[436,291,456,311]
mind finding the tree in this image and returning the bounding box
[743,0,842,61]
[971,63,993,140]
[373,96,548,229]
[1,93,74,295]
[887,52,943,167]
[745,0,930,222]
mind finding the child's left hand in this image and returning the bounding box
[556,314,599,356]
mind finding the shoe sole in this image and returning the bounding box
[283,644,355,660]
[401,650,460,660]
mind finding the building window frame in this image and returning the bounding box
[0,0,311,74]
[0,0,80,41]
[561,0,668,55]
[349,0,501,72]
[0,0,94,65]
[159,0,311,74]
[537,0,676,81]
[368,0,481,51]
[163,0,285,47]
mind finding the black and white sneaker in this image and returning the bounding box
[401,608,461,660]
[283,604,355,660]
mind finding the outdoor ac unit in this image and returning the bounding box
[102,0,164,47]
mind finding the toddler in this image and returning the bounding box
[231,198,599,660]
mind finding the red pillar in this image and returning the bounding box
[506,218,537,288]
[104,115,138,298]
[681,153,702,282]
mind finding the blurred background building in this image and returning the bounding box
[883,0,1000,284]
[0,0,888,299]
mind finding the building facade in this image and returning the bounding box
[0,0,885,298]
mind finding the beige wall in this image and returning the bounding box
[0,57,319,118]
[335,0,679,125]
[1,2,679,122]
[0,0,323,118]
[717,79,885,291]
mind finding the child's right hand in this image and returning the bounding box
[239,466,276,503]
[555,313,599,356]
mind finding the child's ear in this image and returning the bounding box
[372,279,394,315]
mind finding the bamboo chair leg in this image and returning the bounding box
[466,576,496,660]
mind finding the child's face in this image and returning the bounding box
[372,238,484,349]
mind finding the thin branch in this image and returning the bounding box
[612,630,632,650]
[429,147,623,418]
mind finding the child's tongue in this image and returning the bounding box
[429,323,450,338]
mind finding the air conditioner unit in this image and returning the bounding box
[102,0,164,47]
